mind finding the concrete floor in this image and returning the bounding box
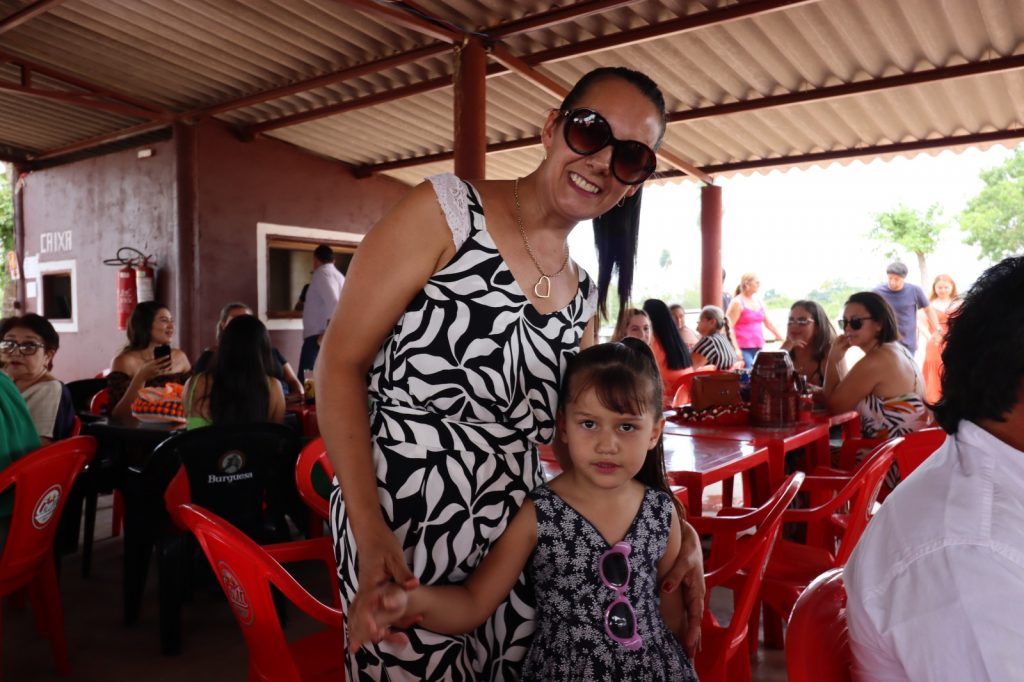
[6,494,789,681]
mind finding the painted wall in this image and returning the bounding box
[193,120,409,367]
[15,122,410,381]
[19,140,178,381]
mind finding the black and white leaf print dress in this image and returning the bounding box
[330,173,598,681]
[524,486,697,682]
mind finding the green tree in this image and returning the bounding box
[959,148,1024,261]
[0,166,12,307]
[870,203,947,286]
[806,279,863,321]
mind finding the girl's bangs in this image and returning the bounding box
[570,364,652,416]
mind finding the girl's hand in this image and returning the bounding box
[137,355,173,381]
[348,582,412,652]
[661,522,705,657]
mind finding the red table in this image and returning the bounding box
[663,420,830,495]
[286,403,318,437]
[663,434,770,516]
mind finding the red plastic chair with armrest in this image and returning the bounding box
[687,472,805,682]
[88,388,109,416]
[756,438,900,649]
[295,437,334,537]
[172,503,346,682]
[670,366,727,406]
[786,568,852,682]
[834,427,945,478]
[0,436,96,678]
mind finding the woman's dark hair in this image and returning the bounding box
[0,313,60,371]
[124,301,169,351]
[933,257,1024,433]
[844,292,899,344]
[207,314,272,425]
[216,302,251,341]
[643,299,692,370]
[789,300,836,366]
[560,337,684,518]
[560,67,667,321]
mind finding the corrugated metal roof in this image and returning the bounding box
[0,0,1021,181]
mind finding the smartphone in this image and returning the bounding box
[154,344,172,361]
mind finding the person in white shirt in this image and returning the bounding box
[299,244,346,377]
[845,256,1024,682]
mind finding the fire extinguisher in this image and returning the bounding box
[104,247,157,331]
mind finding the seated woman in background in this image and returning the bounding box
[192,302,304,401]
[643,299,693,406]
[1,314,75,443]
[184,314,284,429]
[611,307,650,343]
[823,292,928,439]
[690,305,737,370]
[108,301,191,418]
[669,303,700,349]
[781,300,845,388]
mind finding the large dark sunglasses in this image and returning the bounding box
[839,316,873,331]
[561,109,657,186]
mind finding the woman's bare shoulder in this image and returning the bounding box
[111,349,143,374]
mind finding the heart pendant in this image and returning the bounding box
[534,275,552,299]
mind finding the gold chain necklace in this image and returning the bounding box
[513,177,569,299]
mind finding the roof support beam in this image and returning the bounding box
[0,0,65,35]
[489,0,646,39]
[29,121,171,161]
[657,129,1024,178]
[669,53,1024,123]
[0,78,169,121]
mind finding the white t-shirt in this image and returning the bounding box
[845,420,1024,681]
[21,379,64,439]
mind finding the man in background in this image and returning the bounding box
[846,256,1024,680]
[299,244,345,378]
[873,261,937,356]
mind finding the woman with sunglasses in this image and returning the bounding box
[347,340,697,681]
[316,67,704,678]
[822,292,928,440]
[781,300,844,388]
[0,314,75,444]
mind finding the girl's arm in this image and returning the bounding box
[268,378,285,424]
[316,181,459,595]
[657,505,687,645]
[660,517,705,657]
[348,500,538,649]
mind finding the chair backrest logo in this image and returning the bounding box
[32,484,62,530]
[218,560,253,626]
[219,450,246,475]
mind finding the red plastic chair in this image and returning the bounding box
[295,437,335,536]
[88,388,109,416]
[69,416,82,437]
[670,366,729,406]
[756,438,900,648]
[0,436,96,677]
[172,503,346,682]
[835,428,946,479]
[786,568,852,682]
[687,472,805,682]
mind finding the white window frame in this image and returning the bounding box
[35,259,78,333]
[256,222,363,331]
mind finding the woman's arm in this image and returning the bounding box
[657,505,687,645]
[316,181,456,592]
[725,300,743,356]
[348,500,538,648]
[268,378,285,424]
[823,338,880,413]
[280,361,304,401]
[109,353,168,418]
[762,309,784,342]
[690,349,709,369]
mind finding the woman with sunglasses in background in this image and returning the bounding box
[781,300,845,389]
[822,292,928,440]
[347,340,697,681]
[317,67,704,679]
[0,314,75,444]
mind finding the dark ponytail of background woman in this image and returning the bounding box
[643,298,692,370]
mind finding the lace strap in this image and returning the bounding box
[427,173,472,251]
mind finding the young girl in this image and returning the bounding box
[348,338,698,681]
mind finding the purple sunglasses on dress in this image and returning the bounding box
[599,541,643,651]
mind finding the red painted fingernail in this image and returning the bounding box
[662,581,674,592]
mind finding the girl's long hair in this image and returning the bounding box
[643,299,692,370]
[207,314,272,424]
[560,337,686,519]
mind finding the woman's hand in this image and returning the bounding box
[661,521,705,657]
[355,520,419,595]
[781,335,806,352]
[830,334,851,358]
[137,355,173,382]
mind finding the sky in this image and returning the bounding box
[567,141,1021,303]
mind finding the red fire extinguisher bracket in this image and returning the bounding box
[104,247,157,331]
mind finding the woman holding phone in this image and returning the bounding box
[107,301,191,418]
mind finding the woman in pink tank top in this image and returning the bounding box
[726,272,784,368]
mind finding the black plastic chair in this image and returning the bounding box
[121,422,302,655]
[64,378,108,416]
